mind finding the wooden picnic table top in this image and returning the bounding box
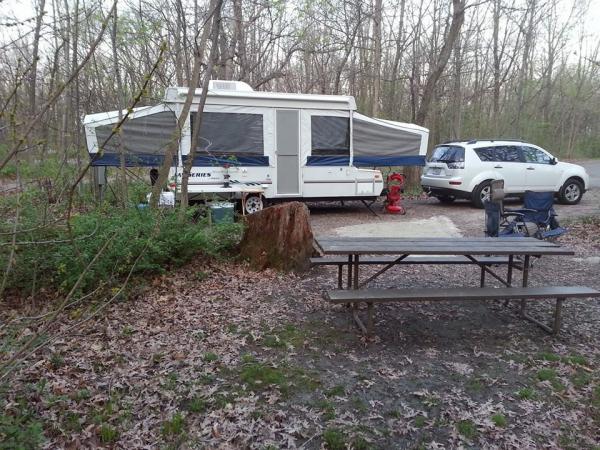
[314,236,574,256]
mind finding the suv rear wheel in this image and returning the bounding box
[558,178,583,205]
[471,181,491,208]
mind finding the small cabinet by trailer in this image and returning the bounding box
[83,81,429,207]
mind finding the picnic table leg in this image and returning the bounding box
[553,297,563,335]
[353,254,360,290]
[347,255,353,289]
[367,302,374,335]
[520,255,531,316]
[521,296,564,335]
[480,266,485,287]
[503,255,514,306]
[337,264,343,289]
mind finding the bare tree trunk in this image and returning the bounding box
[29,0,46,117]
[111,7,128,206]
[150,0,223,209]
[451,36,462,138]
[388,0,406,118]
[515,0,537,135]
[415,0,465,126]
[180,0,223,212]
[371,0,382,116]
[492,0,501,132]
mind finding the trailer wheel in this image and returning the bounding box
[243,194,263,214]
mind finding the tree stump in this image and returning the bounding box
[239,201,314,272]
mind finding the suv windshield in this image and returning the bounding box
[429,145,465,163]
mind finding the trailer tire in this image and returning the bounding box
[243,194,264,214]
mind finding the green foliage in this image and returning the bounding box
[98,424,119,444]
[352,436,371,450]
[322,428,345,450]
[537,368,557,382]
[564,355,588,366]
[572,370,591,389]
[262,324,307,349]
[0,198,244,296]
[316,399,336,420]
[185,396,207,413]
[161,413,185,437]
[203,352,219,362]
[491,413,507,428]
[240,363,286,390]
[537,352,560,362]
[414,415,427,428]
[517,387,536,400]
[0,399,45,449]
[325,385,346,398]
[456,419,477,439]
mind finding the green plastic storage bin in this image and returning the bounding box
[210,202,235,224]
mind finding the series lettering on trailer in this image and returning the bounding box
[177,172,212,178]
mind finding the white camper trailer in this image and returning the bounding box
[83,81,429,212]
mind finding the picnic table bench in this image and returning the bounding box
[313,236,600,336]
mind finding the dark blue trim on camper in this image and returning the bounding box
[306,155,427,166]
[90,152,177,167]
[353,155,426,166]
[89,153,270,167]
[306,156,351,166]
[183,155,270,167]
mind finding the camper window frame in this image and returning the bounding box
[189,110,265,157]
[310,115,351,157]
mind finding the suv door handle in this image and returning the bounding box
[494,165,503,169]
[527,167,535,170]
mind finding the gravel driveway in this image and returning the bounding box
[309,187,600,238]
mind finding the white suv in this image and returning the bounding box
[420,140,590,208]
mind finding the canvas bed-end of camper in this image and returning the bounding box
[83,80,429,212]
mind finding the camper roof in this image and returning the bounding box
[164,81,357,110]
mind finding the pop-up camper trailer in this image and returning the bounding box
[83,80,429,212]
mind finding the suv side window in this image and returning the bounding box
[474,146,497,161]
[495,145,523,163]
[521,146,552,164]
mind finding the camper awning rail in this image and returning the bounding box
[164,87,357,110]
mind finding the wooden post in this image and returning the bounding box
[92,166,107,202]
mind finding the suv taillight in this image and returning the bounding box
[447,162,464,169]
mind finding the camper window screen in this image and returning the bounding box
[191,112,264,155]
[95,111,177,155]
[353,118,421,157]
[311,116,350,155]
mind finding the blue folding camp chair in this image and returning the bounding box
[488,191,567,239]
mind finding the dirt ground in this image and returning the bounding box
[4,188,600,449]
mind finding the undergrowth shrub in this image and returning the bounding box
[0,198,244,296]
[0,398,45,449]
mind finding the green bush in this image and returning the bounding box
[0,200,244,296]
[0,402,45,449]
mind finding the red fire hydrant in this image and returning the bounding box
[385,173,406,215]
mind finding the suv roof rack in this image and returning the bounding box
[440,138,525,145]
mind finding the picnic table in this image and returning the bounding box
[312,236,598,336]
